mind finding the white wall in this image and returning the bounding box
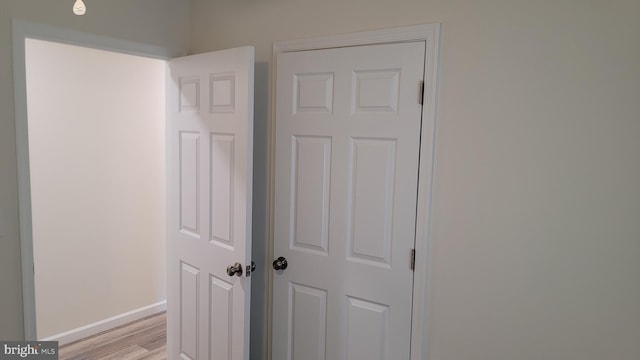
[0,0,189,339]
[25,39,167,339]
[190,0,640,360]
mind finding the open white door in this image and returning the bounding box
[167,47,254,360]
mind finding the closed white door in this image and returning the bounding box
[167,47,254,360]
[273,42,426,360]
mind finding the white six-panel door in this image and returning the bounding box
[167,47,254,360]
[273,42,426,360]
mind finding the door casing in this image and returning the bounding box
[268,24,441,360]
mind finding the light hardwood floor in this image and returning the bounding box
[59,312,166,360]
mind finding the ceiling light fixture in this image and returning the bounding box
[73,0,86,15]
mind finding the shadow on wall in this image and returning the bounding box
[250,61,269,359]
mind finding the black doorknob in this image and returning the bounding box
[272,257,288,271]
[226,262,243,277]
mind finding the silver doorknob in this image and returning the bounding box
[272,257,287,271]
[226,262,243,277]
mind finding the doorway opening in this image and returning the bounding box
[25,38,167,343]
[13,19,182,342]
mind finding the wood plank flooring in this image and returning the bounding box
[59,312,166,360]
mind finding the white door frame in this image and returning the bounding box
[269,24,441,360]
[11,19,185,340]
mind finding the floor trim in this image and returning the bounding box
[41,300,167,346]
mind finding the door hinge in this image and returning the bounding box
[418,81,424,105]
[410,249,416,271]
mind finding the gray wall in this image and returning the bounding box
[189,0,640,359]
[0,0,190,340]
[2,1,639,359]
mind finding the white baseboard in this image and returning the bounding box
[41,300,166,346]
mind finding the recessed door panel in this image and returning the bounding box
[210,73,236,113]
[180,262,200,360]
[210,133,235,248]
[294,73,334,114]
[352,69,400,113]
[180,132,200,238]
[210,276,233,360]
[180,77,200,112]
[290,136,331,255]
[348,138,396,266]
[289,283,327,360]
[345,297,389,360]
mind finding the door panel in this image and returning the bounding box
[345,296,389,360]
[348,138,396,266]
[273,42,425,360]
[180,262,199,360]
[290,282,328,360]
[291,136,332,255]
[179,132,201,237]
[168,47,254,360]
[210,133,235,246]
